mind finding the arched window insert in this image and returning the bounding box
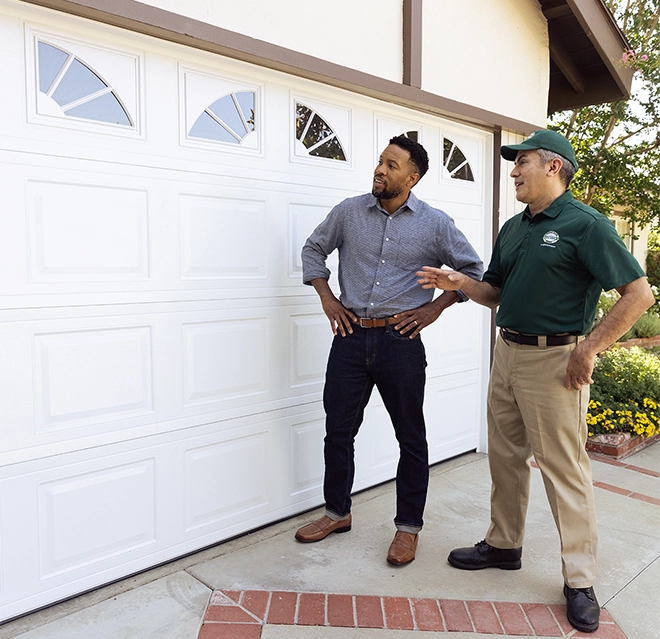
[189,92,256,144]
[295,103,347,161]
[37,41,133,127]
[443,138,475,181]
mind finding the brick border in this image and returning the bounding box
[197,589,627,638]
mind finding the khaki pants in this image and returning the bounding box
[485,334,598,588]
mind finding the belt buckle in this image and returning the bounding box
[359,318,370,328]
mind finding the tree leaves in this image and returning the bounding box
[549,0,660,229]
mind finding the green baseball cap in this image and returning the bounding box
[500,129,578,169]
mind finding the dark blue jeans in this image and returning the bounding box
[322,323,429,530]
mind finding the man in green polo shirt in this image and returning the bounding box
[417,130,654,634]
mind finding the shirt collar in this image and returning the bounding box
[370,190,419,216]
[522,190,574,220]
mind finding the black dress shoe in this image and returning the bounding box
[448,540,522,570]
[564,584,600,633]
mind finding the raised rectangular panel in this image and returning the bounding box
[366,402,399,470]
[183,318,268,405]
[184,432,268,530]
[289,418,324,496]
[290,314,332,388]
[426,303,482,378]
[38,459,156,578]
[27,181,149,281]
[34,327,153,430]
[426,380,480,460]
[180,195,266,279]
[288,202,336,279]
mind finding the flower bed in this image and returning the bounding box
[586,431,660,460]
[587,347,660,450]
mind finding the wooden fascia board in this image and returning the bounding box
[565,0,634,97]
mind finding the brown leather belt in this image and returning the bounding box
[501,329,580,346]
[356,317,398,328]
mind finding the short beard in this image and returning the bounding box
[372,185,403,200]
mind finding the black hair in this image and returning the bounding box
[389,134,429,179]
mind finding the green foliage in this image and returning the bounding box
[647,248,660,289]
[588,346,660,437]
[548,0,660,228]
[591,346,660,406]
[632,312,660,337]
[593,289,660,339]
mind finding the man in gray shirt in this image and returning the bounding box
[294,135,483,565]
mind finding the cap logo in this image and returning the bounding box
[543,231,559,244]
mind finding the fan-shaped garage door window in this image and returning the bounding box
[295,103,346,161]
[443,138,474,181]
[189,91,256,144]
[37,41,132,127]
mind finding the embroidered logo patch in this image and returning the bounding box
[543,231,559,244]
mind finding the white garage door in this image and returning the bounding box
[0,1,493,619]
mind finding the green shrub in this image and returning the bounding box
[588,346,660,438]
[632,313,660,338]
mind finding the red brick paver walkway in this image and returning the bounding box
[197,589,627,638]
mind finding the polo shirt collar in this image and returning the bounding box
[522,190,574,220]
[371,190,419,216]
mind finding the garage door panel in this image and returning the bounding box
[289,312,332,389]
[34,326,153,429]
[179,194,267,280]
[288,414,325,498]
[288,201,338,282]
[27,180,150,282]
[425,374,482,460]
[184,431,270,532]
[425,304,487,379]
[182,317,269,406]
[38,458,156,579]
[0,2,492,619]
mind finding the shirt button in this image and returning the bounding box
[370,302,374,306]
[376,282,380,285]
[381,260,385,263]
[385,238,389,241]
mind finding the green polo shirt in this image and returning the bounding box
[483,191,645,335]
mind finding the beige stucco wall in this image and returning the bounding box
[133,0,404,83]
[135,0,548,127]
[421,0,549,127]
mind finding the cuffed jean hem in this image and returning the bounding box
[325,508,350,522]
[395,522,422,534]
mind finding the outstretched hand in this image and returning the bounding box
[416,266,466,291]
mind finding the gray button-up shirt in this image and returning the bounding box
[301,192,484,317]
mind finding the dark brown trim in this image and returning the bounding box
[403,0,422,88]
[490,128,502,361]
[567,0,632,96]
[19,0,540,133]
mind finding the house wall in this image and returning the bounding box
[134,0,405,83]
[135,0,549,128]
[422,0,549,127]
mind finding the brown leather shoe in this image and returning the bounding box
[294,514,352,542]
[387,531,418,565]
